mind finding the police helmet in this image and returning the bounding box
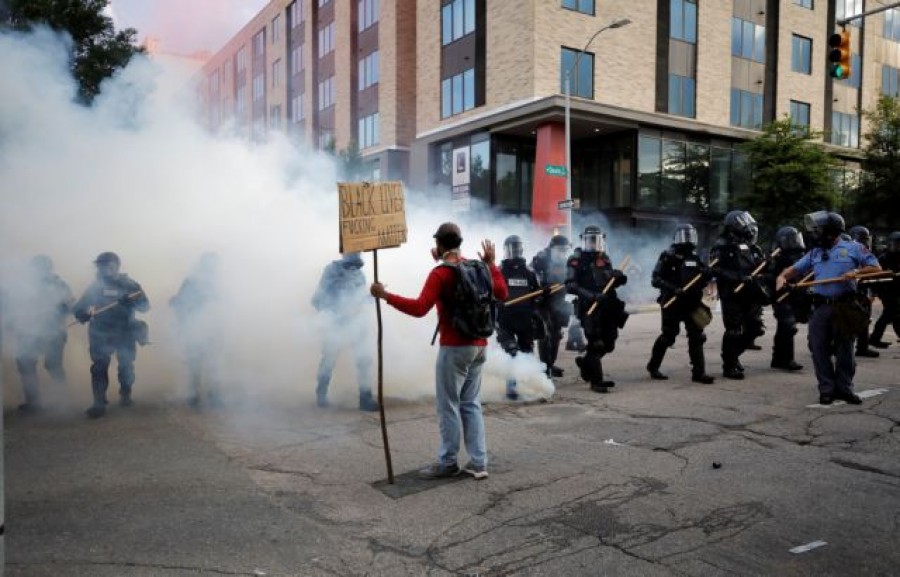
[804,211,845,240]
[30,254,54,275]
[848,225,871,248]
[549,235,570,249]
[889,231,900,252]
[341,252,364,269]
[724,210,757,242]
[673,224,698,247]
[580,225,606,253]
[503,235,524,260]
[774,226,805,252]
[94,251,120,266]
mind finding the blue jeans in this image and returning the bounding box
[808,304,856,396]
[435,346,487,468]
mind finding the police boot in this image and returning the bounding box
[506,379,519,401]
[119,388,133,407]
[358,390,379,412]
[19,371,41,413]
[688,341,714,384]
[86,380,108,418]
[646,337,669,380]
[316,381,329,408]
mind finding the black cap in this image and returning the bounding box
[433,222,462,248]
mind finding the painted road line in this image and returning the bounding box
[789,540,827,554]
[806,388,890,408]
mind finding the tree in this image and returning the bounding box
[337,140,365,181]
[3,0,144,104]
[738,117,838,238]
[857,95,900,229]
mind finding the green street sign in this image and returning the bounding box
[545,164,567,177]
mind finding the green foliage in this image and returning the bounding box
[3,0,143,104]
[337,140,365,181]
[857,95,900,229]
[738,117,837,238]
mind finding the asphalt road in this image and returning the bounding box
[4,307,899,576]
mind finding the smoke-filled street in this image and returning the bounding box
[5,307,899,576]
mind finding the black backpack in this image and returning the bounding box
[441,260,497,340]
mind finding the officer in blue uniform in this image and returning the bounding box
[777,212,881,405]
[497,235,541,400]
[73,252,150,419]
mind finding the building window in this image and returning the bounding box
[837,0,863,28]
[272,59,282,87]
[358,112,380,149]
[440,68,475,118]
[252,73,265,102]
[318,0,331,6]
[208,70,220,94]
[886,9,900,41]
[318,76,334,110]
[236,46,247,72]
[883,65,900,96]
[668,74,695,118]
[789,100,810,132]
[291,45,304,75]
[832,111,859,148]
[292,94,305,122]
[359,0,379,32]
[670,0,697,43]
[236,85,247,115]
[840,54,861,88]
[253,30,265,57]
[289,1,304,28]
[561,0,594,15]
[318,130,334,149]
[358,50,379,91]
[560,47,594,99]
[319,22,335,56]
[441,0,476,46]
[272,15,281,43]
[791,35,812,74]
[730,88,763,129]
[731,17,766,63]
[794,0,812,8]
[269,105,282,129]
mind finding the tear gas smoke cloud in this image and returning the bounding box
[0,28,561,417]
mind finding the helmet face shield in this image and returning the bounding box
[673,225,698,246]
[778,229,805,251]
[550,246,569,262]
[582,231,606,253]
[504,239,524,260]
[803,211,829,234]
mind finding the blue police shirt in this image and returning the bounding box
[792,240,879,297]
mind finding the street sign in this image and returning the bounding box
[545,164,567,177]
[557,199,581,210]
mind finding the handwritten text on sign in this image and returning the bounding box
[338,181,408,252]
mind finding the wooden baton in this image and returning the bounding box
[662,257,720,309]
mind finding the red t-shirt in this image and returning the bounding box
[385,259,509,346]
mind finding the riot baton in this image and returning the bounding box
[587,255,631,317]
[67,290,143,328]
[662,258,719,310]
[734,248,781,294]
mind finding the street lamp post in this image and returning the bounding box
[564,17,631,240]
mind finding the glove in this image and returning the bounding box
[75,310,92,323]
[674,288,685,297]
[542,286,553,299]
[613,270,628,287]
[592,292,607,304]
[741,276,755,285]
[118,294,135,307]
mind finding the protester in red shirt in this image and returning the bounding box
[370,222,508,479]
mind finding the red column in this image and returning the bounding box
[531,122,567,233]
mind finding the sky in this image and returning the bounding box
[107,0,269,55]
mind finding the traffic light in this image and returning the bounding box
[828,30,851,80]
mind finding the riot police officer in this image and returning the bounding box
[870,231,900,348]
[566,225,628,393]
[777,212,880,405]
[73,252,150,419]
[848,225,880,357]
[710,210,769,380]
[769,226,808,371]
[312,252,379,412]
[531,234,572,377]
[497,235,541,400]
[647,224,715,384]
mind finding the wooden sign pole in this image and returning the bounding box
[373,249,394,484]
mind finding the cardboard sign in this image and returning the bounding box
[338,181,407,253]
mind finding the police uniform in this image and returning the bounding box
[566,249,627,392]
[531,246,572,375]
[769,246,807,370]
[791,239,879,401]
[711,236,768,378]
[647,244,713,383]
[870,243,900,347]
[497,256,541,398]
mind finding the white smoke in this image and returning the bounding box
[0,28,553,418]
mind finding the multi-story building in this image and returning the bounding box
[201,0,900,235]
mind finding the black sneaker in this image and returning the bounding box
[589,382,609,394]
[724,367,745,380]
[86,406,106,419]
[856,349,880,358]
[602,380,616,388]
[550,366,564,377]
[647,365,668,380]
[692,374,715,384]
[418,462,461,480]
[819,394,834,406]
[835,391,862,405]
[870,340,891,349]
[771,360,804,371]
[463,461,489,480]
